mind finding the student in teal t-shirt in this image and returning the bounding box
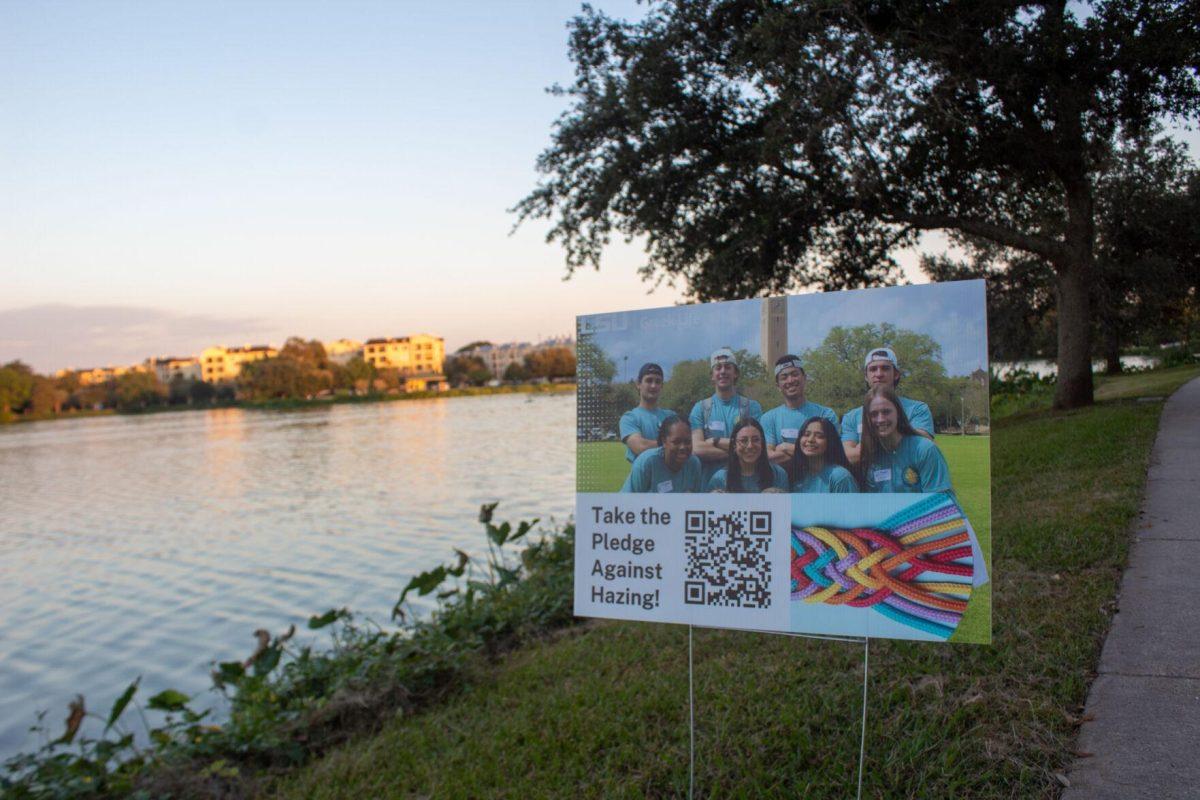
[620,416,703,493]
[689,347,763,484]
[841,346,935,466]
[857,386,953,496]
[707,418,789,493]
[789,417,859,493]
[618,362,676,464]
[760,354,839,472]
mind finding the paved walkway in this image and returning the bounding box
[1064,377,1200,800]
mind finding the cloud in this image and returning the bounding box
[0,304,274,373]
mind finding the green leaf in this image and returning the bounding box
[487,521,511,547]
[478,502,499,523]
[307,608,347,629]
[447,549,470,577]
[105,676,140,732]
[396,565,450,612]
[252,646,282,677]
[212,661,245,689]
[510,519,539,542]
[146,689,190,712]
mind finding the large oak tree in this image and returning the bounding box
[516,0,1200,408]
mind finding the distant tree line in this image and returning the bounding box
[442,345,576,387]
[0,337,581,422]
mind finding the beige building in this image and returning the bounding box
[362,334,444,375]
[200,345,278,382]
[145,356,202,384]
[72,365,139,386]
[324,338,364,365]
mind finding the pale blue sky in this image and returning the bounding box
[581,281,988,380]
[1,0,677,371]
[2,2,1195,372]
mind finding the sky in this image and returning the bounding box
[2,2,1196,373]
[1,0,682,372]
[581,280,988,379]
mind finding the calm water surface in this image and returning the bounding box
[0,392,574,757]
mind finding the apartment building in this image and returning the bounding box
[145,356,202,384]
[362,334,444,375]
[71,365,138,386]
[200,345,278,382]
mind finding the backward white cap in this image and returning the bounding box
[710,347,737,368]
[864,347,899,369]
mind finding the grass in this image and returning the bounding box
[265,365,1200,800]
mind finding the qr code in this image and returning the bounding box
[683,510,772,608]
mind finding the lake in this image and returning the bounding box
[993,355,1162,378]
[0,392,575,758]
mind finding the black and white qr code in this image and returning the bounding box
[683,510,772,608]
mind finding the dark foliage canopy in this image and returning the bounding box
[517,0,1200,406]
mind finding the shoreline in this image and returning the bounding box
[0,382,576,426]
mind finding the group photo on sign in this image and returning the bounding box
[576,280,991,644]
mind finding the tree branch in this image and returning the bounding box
[888,212,1066,262]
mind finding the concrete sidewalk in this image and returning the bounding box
[1064,377,1200,800]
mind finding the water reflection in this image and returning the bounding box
[0,392,575,757]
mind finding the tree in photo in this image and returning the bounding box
[334,356,377,394]
[802,324,952,418]
[503,361,529,383]
[516,0,1200,408]
[0,361,35,419]
[524,346,577,380]
[111,371,167,411]
[444,354,491,387]
[658,349,770,416]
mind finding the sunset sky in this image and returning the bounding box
[3,1,1196,373]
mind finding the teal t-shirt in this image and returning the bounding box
[706,463,789,493]
[620,447,703,493]
[861,435,952,495]
[618,406,676,463]
[688,393,764,482]
[840,396,935,443]
[760,400,839,446]
[791,463,859,494]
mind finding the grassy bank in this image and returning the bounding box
[264,367,1199,799]
[242,382,574,411]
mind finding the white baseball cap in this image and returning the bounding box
[710,347,737,368]
[864,347,899,369]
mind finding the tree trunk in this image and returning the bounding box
[1103,325,1123,374]
[1054,180,1096,409]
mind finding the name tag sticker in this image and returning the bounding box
[781,427,799,440]
[656,480,674,493]
[871,468,892,484]
[707,420,726,432]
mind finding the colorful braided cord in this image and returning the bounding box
[790,495,974,639]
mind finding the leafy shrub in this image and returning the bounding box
[990,368,1057,418]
